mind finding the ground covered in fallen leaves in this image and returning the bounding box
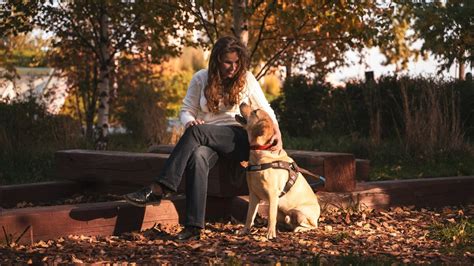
[1,205,473,264]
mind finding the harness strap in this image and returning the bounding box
[247,161,299,197]
[247,160,326,196]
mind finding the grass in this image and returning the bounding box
[429,217,474,256]
[283,133,474,181]
[0,133,148,185]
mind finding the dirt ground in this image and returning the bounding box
[1,204,473,264]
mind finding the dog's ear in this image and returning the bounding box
[239,103,252,119]
[235,114,247,125]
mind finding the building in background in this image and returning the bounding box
[0,67,68,114]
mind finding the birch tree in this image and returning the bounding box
[36,1,188,148]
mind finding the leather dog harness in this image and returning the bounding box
[247,139,325,197]
[247,160,325,197]
[247,160,299,197]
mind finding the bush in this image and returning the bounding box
[273,75,472,159]
[271,75,330,137]
[116,84,174,146]
[0,97,84,184]
[0,96,82,153]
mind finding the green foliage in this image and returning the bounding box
[271,75,330,137]
[274,75,473,155]
[182,1,390,79]
[0,34,49,68]
[0,97,84,185]
[261,74,281,101]
[0,95,82,151]
[411,0,474,77]
[276,75,474,181]
[429,217,474,252]
[159,70,194,118]
[369,148,474,181]
[117,84,169,146]
[454,79,474,139]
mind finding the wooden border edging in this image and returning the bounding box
[0,196,241,245]
[318,176,474,210]
[0,181,81,208]
[1,176,472,244]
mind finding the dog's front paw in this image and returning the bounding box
[235,227,250,236]
[266,228,277,240]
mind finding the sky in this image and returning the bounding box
[325,47,465,87]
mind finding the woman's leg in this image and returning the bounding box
[154,124,249,192]
[184,146,219,228]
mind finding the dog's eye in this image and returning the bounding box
[252,109,260,115]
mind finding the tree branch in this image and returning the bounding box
[249,0,275,61]
[55,2,100,59]
[185,1,215,44]
[255,19,309,80]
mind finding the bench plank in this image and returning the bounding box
[55,146,358,196]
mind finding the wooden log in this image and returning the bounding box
[153,146,357,193]
[318,176,474,210]
[285,150,356,192]
[0,181,81,208]
[238,176,474,217]
[55,149,168,187]
[0,196,236,245]
[0,199,180,245]
[55,147,357,198]
[1,176,472,244]
[55,149,248,197]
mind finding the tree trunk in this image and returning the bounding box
[233,0,248,46]
[364,71,381,145]
[459,60,465,80]
[95,6,111,150]
[285,52,293,79]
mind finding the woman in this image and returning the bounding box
[125,36,282,240]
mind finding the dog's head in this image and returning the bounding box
[236,103,275,147]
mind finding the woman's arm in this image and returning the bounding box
[180,72,204,128]
[246,72,283,150]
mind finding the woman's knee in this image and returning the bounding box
[191,146,216,162]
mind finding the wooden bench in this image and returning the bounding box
[55,146,359,197]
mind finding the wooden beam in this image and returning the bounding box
[0,181,81,208]
[1,176,472,244]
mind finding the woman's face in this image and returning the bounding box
[219,52,239,79]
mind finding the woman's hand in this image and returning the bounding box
[185,119,205,128]
[270,124,283,152]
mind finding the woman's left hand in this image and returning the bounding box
[270,125,283,152]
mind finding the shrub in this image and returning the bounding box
[0,96,82,153]
[0,97,83,184]
[116,85,170,146]
[271,75,330,137]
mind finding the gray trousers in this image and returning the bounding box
[154,124,249,228]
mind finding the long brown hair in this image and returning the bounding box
[205,36,249,113]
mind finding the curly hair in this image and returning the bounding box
[205,36,249,113]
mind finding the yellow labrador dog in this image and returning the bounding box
[235,103,321,239]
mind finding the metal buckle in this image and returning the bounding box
[290,162,296,170]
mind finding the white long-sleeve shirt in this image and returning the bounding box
[179,69,278,127]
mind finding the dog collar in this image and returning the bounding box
[250,139,277,150]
